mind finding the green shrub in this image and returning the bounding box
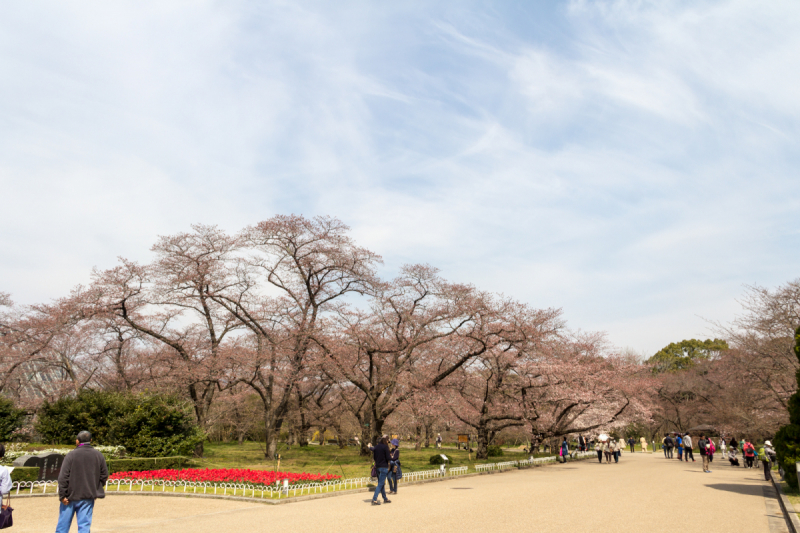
[487,445,504,457]
[107,456,189,474]
[10,467,39,482]
[36,391,204,457]
[776,326,800,489]
[429,454,451,465]
[0,397,25,441]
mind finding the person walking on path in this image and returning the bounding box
[640,436,648,452]
[371,436,392,505]
[683,434,694,462]
[662,434,674,459]
[743,440,756,469]
[595,441,603,463]
[56,431,109,533]
[559,438,569,463]
[603,440,613,463]
[698,434,711,473]
[387,440,400,495]
[720,438,727,459]
[627,437,635,453]
[612,439,620,463]
[675,434,683,460]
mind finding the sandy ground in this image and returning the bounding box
[10,451,782,533]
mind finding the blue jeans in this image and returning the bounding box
[56,499,94,533]
[372,467,389,502]
[387,469,397,493]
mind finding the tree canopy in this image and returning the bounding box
[647,338,729,373]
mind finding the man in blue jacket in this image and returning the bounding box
[56,431,108,533]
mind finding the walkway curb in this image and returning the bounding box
[772,477,800,533]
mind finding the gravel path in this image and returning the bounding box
[11,451,783,532]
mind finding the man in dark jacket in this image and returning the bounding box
[663,434,674,459]
[697,434,711,473]
[56,431,108,533]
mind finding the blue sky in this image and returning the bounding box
[1,0,798,355]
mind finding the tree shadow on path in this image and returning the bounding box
[705,483,765,497]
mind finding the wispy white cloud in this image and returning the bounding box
[1,0,798,354]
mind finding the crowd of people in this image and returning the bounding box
[659,433,777,479]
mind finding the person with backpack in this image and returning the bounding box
[743,440,756,469]
[674,434,683,460]
[762,440,776,481]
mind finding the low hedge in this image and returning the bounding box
[10,467,40,482]
[7,457,188,483]
[107,456,189,474]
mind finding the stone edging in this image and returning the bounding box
[772,477,800,533]
[10,455,594,505]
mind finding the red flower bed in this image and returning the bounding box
[109,468,340,486]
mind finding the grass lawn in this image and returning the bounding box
[192,441,554,478]
[780,481,800,517]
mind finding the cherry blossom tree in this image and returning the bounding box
[208,215,382,457]
[88,225,241,455]
[518,333,649,449]
[318,265,505,454]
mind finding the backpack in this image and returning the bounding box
[744,443,755,457]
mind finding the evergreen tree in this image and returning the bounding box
[774,326,800,488]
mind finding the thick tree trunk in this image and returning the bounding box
[194,441,205,457]
[424,422,432,448]
[297,414,310,446]
[372,417,384,443]
[475,421,490,459]
[263,414,282,459]
[359,424,372,456]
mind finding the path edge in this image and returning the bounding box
[772,476,800,533]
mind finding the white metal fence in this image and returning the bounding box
[10,451,596,501]
[9,477,373,500]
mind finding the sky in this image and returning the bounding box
[1,0,798,356]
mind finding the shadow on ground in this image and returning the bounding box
[706,483,765,497]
